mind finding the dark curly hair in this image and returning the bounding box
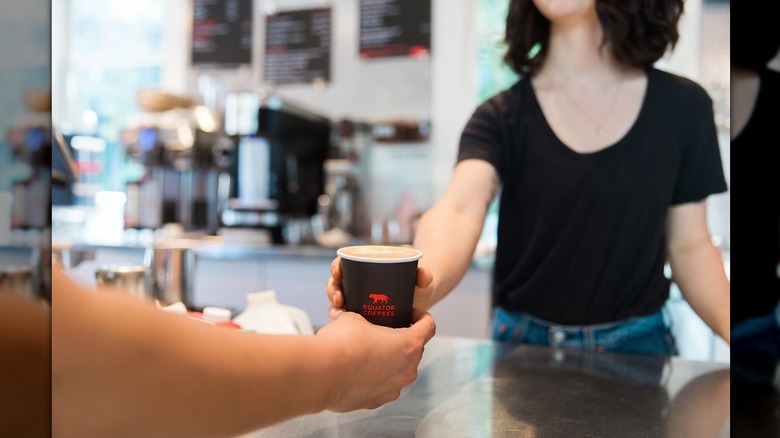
[503,0,684,76]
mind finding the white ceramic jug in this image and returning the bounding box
[233,290,315,335]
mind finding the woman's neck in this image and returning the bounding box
[537,20,623,85]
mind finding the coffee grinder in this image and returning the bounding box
[121,91,234,234]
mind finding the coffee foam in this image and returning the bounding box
[337,245,422,263]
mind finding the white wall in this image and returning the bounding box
[182,0,433,123]
[430,0,478,199]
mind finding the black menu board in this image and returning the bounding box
[264,8,332,85]
[359,0,431,59]
[192,0,253,66]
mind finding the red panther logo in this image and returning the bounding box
[368,293,390,304]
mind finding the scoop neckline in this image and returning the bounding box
[527,68,652,158]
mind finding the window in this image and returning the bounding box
[476,0,518,103]
[54,0,168,196]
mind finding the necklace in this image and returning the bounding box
[557,77,624,135]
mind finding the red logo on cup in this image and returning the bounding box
[363,293,395,318]
[368,293,390,304]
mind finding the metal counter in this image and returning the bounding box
[243,336,729,437]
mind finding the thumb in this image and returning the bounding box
[407,311,436,343]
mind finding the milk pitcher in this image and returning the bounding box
[144,245,195,308]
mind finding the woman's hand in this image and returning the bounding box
[316,308,436,411]
[326,256,435,321]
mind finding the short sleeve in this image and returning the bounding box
[457,94,507,175]
[671,87,728,205]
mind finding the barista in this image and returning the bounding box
[328,0,730,355]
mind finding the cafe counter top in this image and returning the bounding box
[241,336,730,437]
[51,238,497,271]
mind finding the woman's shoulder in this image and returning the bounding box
[647,68,712,111]
[648,67,711,102]
[474,77,530,117]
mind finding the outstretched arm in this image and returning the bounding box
[412,159,500,310]
[53,264,435,437]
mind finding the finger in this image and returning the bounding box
[333,291,344,309]
[407,311,436,343]
[327,276,337,301]
[328,305,345,321]
[330,257,342,280]
[327,281,344,309]
[415,267,433,289]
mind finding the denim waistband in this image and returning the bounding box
[493,307,673,353]
[522,310,668,332]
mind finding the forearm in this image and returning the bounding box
[669,241,730,344]
[413,202,486,310]
[53,274,338,437]
[201,333,341,434]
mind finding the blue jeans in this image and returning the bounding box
[491,307,678,356]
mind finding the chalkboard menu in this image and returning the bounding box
[264,8,332,85]
[359,0,431,59]
[192,0,253,66]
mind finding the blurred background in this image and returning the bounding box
[0,0,731,362]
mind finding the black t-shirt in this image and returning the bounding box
[458,68,728,325]
[731,67,780,322]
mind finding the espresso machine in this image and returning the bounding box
[120,93,234,234]
[221,91,331,244]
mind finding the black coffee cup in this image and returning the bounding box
[337,245,423,328]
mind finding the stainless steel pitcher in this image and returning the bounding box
[144,245,195,307]
[95,264,149,299]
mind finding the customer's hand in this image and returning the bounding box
[326,256,435,321]
[316,308,436,411]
